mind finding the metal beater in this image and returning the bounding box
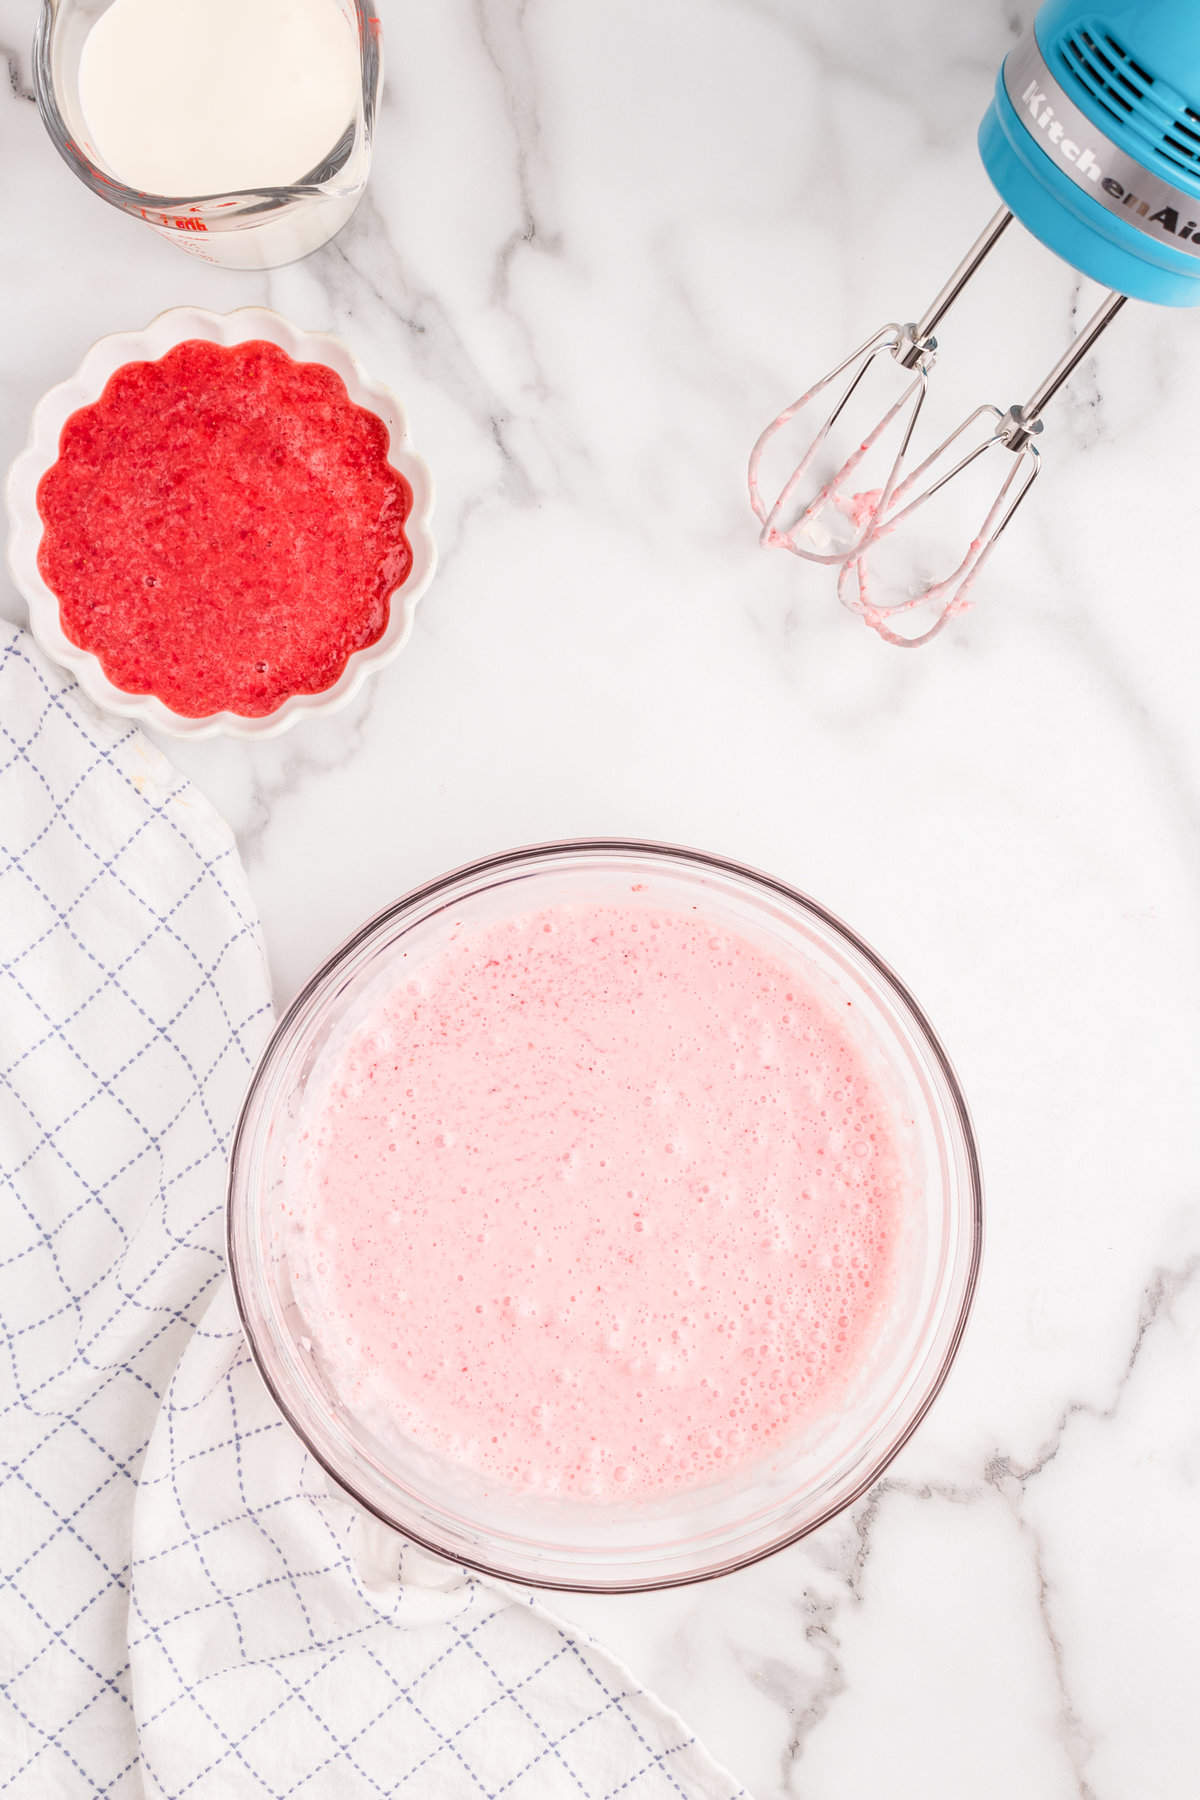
[751,0,1200,644]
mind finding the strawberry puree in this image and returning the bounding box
[37,340,413,718]
[291,902,911,1500]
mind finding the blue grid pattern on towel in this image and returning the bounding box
[0,626,272,1794]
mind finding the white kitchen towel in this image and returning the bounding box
[0,622,747,1800]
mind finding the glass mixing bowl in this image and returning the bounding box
[228,841,982,1591]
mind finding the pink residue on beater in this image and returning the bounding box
[290,902,911,1501]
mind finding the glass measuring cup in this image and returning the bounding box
[33,0,382,270]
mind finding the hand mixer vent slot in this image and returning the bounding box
[1057,22,1200,179]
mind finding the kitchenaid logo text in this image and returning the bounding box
[1021,78,1200,243]
[1021,77,1104,180]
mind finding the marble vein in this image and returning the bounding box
[5,41,34,104]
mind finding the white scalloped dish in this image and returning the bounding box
[5,308,436,740]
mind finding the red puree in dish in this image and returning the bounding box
[36,340,414,718]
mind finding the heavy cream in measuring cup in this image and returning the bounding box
[78,0,362,195]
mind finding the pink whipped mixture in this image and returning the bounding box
[290,901,911,1500]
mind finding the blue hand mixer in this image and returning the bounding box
[749,0,1200,644]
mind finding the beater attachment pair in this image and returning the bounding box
[749,207,1127,645]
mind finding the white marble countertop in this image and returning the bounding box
[4,1,1199,1795]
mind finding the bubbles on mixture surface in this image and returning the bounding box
[291,903,910,1500]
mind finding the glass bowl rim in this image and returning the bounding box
[227,837,984,1592]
